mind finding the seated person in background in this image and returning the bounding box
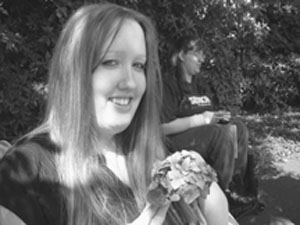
[0,4,230,225]
[161,35,263,217]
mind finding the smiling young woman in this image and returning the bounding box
[0,4,230,225]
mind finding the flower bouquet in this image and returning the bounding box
[147,150,218,224]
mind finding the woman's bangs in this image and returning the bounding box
[91,15,125,71]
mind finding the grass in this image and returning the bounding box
[242,108,300,179]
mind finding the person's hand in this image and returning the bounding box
[190,110,231,127]
[190,111,215,127]
[128,202,170,225]
[213,110,231,123]
[202,111,216,124]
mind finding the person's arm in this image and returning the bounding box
[0,206,26,225]
[162,112,215,135]
[162,109,232,135]
[162,117,192,135]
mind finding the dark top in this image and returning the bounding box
[162,74,217,123]
[0,133,210,225]
[0,134,66,225]
[0,134,137,225]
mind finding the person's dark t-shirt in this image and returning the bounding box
[162,74,217,123]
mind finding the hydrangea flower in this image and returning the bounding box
[147,150,217,205]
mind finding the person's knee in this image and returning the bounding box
[206,182,228,210]
[232,119,249,139]
[202,182,229,225]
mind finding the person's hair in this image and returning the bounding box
[171,35,207,80]
[25,3,167,225]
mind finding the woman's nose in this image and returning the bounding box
[118,67,136,89]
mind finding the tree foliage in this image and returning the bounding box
[1,0,300,141]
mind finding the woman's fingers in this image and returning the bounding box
[129,204,157,225]
[149,203,171,225]
[128,202,170,225]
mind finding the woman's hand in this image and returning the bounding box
[128,202,170,225]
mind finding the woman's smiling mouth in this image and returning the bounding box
[110,97,132,106]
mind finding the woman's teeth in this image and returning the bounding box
[111,98,131,106]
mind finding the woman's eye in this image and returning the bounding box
[102,59,118,67]
[133,62,146,71]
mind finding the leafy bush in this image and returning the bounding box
[1,0,300,141]
[242,54,300,112]
[0,0,63,141]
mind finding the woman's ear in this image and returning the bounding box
[178,50,185,61]
[171,51,184,66]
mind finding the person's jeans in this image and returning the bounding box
[230,118,249,177]
[166,121,248,190]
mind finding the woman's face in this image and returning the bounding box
[181,49,205,76]
[92,19,146,136]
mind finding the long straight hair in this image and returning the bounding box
[26,3,166,225]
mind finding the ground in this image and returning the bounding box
[238,108,300,225]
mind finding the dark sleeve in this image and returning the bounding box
[0,141,65,225]
[161,76,180,123]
